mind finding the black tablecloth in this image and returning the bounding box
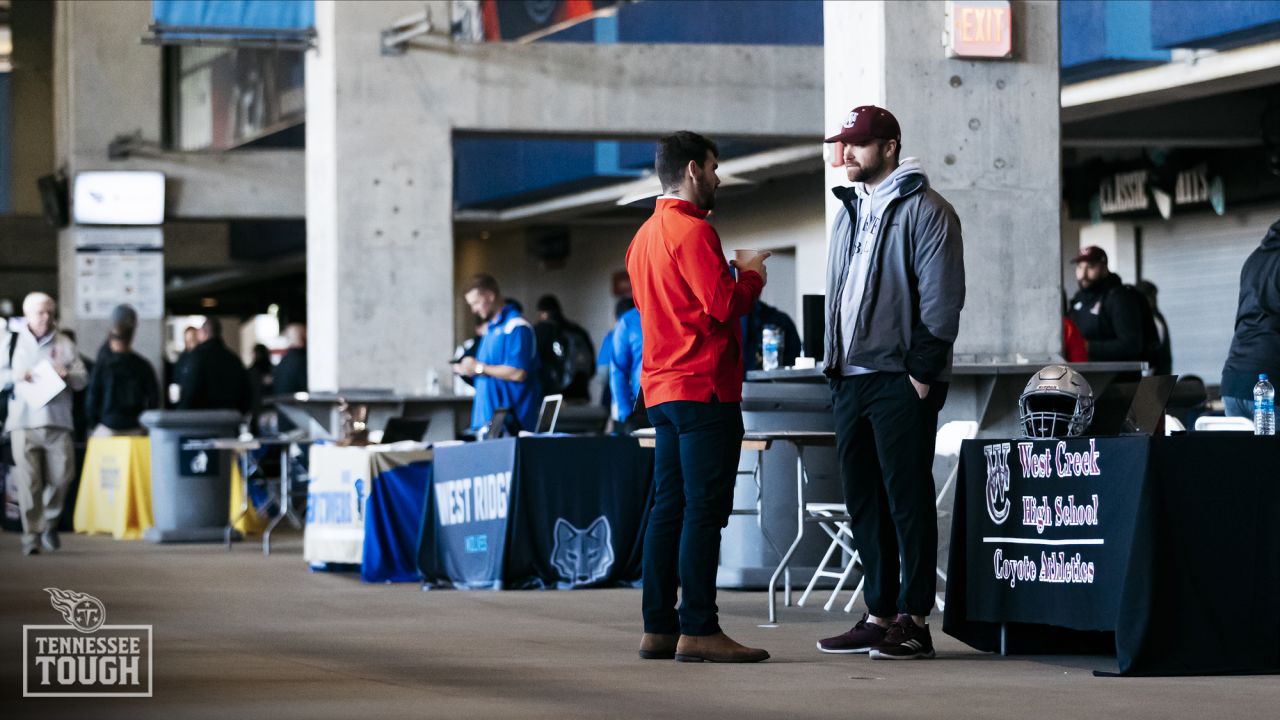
[418,436,654,589]
[943,433,1280,675]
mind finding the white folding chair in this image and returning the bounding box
[1194,415,1255,432]
[933,420,979,612]
[796,503,864,612]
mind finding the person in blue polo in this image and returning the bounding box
[452,274,540,434]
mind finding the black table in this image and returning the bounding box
[417,436,654,589]
[943,433,1280,676]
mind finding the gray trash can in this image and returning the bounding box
[140,410,243,543]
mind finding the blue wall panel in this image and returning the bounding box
[542,0,822,45]
[1150,0,1280,49]
[152,0,313,29]
[454,138,652,208]
[1061,0,1168,82]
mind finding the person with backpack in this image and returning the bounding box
[1067,246,1158,367]
[1,292,88,556]
[85,321,160,437]
[533,294,596,402]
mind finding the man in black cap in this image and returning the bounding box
[816,105,965,660]
[1067,246,1157,365]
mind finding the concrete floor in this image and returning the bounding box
[2,532,1277,720]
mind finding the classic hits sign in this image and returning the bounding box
[965,437,1147,630]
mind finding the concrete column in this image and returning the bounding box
[10,0,54,216]
[306,1,455,392]
[824,0,1061,361]
[53,1,164,371]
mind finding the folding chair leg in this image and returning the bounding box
[797,525,845,608]
[842,571,866,614]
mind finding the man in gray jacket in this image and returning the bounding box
[814,106,965,660]
[2,292,88,555]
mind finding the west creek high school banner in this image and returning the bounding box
[945,434,1280,676]
[419,436,653,590]
[964,437,1148,630]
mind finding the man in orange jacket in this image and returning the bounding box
[626,131,771,663]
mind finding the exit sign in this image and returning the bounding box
[945,0,1012,59]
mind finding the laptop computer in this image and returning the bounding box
[486,407,511,439]
[1089,375,1177,436]
[1122,374,1178,435]
[536,394,563,434]
[381,417,431,444]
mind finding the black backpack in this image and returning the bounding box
[551,323,596,392]
[1116,283,1162,370]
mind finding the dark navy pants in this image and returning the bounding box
[642,400,743,636]
[832,373,948,618]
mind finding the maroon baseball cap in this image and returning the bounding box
[1072,246,1108,265]
[824,105,901,144]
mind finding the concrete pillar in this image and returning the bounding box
[53,1,164,371]
[306,1,455,392]
[824,0,1061,361]
[10,0,54,216]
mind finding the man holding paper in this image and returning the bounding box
[1,292,88,556]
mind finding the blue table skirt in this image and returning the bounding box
[361,456,433,583]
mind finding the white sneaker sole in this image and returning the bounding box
[816,642,874,654]
[869,648,936,660]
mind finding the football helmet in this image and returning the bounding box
[1018,364,1094,438]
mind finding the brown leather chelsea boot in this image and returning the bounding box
[674,632,770,663]
[639,633,679,660]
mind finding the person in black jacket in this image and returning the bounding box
[85,322,159,436]
[1135,280,1173,376]
[533,295,595,402]
[177,319,252,414]
[742,299,803,374]
[272,323,307,396]
[1067,246,1157,365]
[1222,218,1280,417]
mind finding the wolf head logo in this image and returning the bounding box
[190,451,209,475]
[551,517,614,587]
[44,588,106,634]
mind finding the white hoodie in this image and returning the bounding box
[838,158,927,375]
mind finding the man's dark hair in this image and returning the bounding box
[656,131,719,191]
[536,294,563,317]
[202,318,222,339]
[615,296,635,319]
[108,323,135,344]
[464,273,500,296]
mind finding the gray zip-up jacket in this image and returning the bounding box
[823,169,965,383]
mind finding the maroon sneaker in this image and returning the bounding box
[869,614,935,660]
[816,613,888,654]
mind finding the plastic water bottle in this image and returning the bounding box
[762,325,780,372]
[1254,374,1275,436]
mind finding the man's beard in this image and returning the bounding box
[692,175,716,211]
[847,156,885,184]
